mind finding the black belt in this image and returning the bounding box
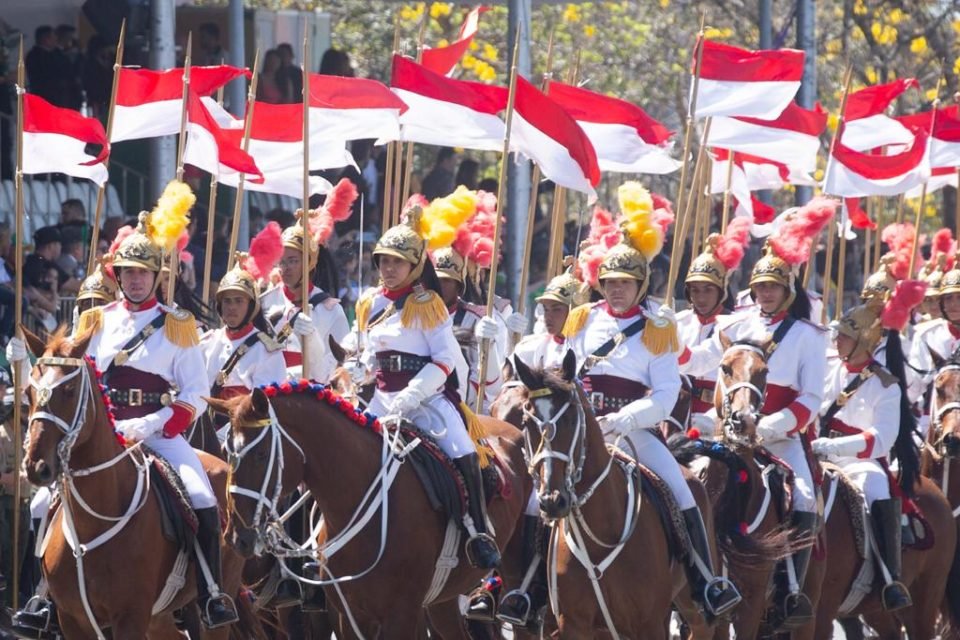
[376,353,432,373]
[108,388,173,408]
[588,393,636,415]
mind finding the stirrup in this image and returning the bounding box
[881,581,912,612]
[776,590,813,630]
[464,587,497,622]
[12,596,55,632]
[703,576,742,616]
[465,532,501,569]
[496,589,532,625]
[200,593,239,629]
[267,577,303,609]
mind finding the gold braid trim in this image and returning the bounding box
[642,315,679,356]
[75,307,103,337]
[164,310,200,347]
[399,288,448,331]
[355,293,374,333]
[460,402,493,468]
[562,303,592,338]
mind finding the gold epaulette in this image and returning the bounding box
[869,363,899,389]
[460,402,494,468]
[74,307,104,337]
[164,309,199,347]
[562,303,593,338]
[642,313,680,356]
[400,288,448,331]
[257,332,283,352]
[356,291,374,333]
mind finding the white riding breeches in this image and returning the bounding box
[763,437,816,513]
[834,457,891,507]
[610,428,697,510]
[145,432,218,510]
[524,488,539,516]
[369,392,476,460]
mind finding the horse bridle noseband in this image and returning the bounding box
[716,343,768,443]
[28,357,96,467]
[930,364,960,456]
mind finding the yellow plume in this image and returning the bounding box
[618,181,663,260]
[418,185,478,251]
[147,180,195,252]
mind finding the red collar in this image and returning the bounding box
[447,299,462,315]
[283,284,315,304]
[122,296,159,312]
[383,284,414,301]
[551,334,565,344]
[949,322,960,339]
[696,312,719,326]
[601,302,642,319]
[763,310,788,325]
[225,323,255,341]
[844,358,873,373]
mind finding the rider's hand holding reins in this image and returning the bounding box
[504,312,528,334]
[474,316,499,341]
[293,308,316,337]
[757,410,795,443]
[387,362,447,416]
[811,435,863,459]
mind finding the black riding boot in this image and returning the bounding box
[777,511,817,629]
[681,507,742,620]
[872,498,912,612]
[497,515,550,631]
[454,454,501,569]
[195,508,239,629]
[301,560,328,613]
[10,591,60,640]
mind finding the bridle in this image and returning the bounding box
[716,343,768,445]
[929,364,960,457]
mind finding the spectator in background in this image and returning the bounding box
[353,140,381,230]
[24,260,59,333]
[60,198,86,227]
[455,158,479,190]
[25,226,79,296]
[276,43,302,102]
[26,26,73,108]
[56,225,85,281]
[421,148,458,200]
[256,49,292,104]
[478,177,498,194]
[0,364,30,609]
[265,207,295,230]
[319,48,354,77]
[0,224,15,344]
[55,25,83,110]
[197,22,228,66]
[82,36,114,118]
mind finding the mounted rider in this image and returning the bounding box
[811,283,924,612]
[355,192,501,569]
[8,181,239,631]
[908,253,960,414]
[564,182,742,620]
[678,218,752,432]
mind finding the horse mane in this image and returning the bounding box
[228,381,381,435]
[44,326,75,357]
[539,368,576,394]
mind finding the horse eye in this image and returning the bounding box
[720,364,732,376]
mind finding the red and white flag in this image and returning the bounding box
[183,92,263,183]
[511,76,600,197]
[112,65,248,143]
[309,73,409,142]
[548,81,679,174]
[420,6,489,76]
[897,105,960,170]
[707,101,826,174]
[905,166,958,198]
[691,39,804,120]
[391,55,507,150]
[823,121,930,197]
[841,78,918,151]
[22,94,110,185]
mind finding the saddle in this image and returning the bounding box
[609,447,692,560]
[142,445,199,550]
[388,420,501,522]
[754,447,796,521]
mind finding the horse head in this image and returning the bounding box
[509,350,585,520]
[209,387,306,558]
[21,325,100,486]
[929,348,960,458]
[716,332,770,446]
[326,335,374,408]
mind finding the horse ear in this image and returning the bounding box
[930,346,947,371]
[561,349,577,382]
[513,355,538,390]
[250,387,271,417]
[501,358,516,383]
[328,334,346,365]
[19,325,45,359]
[206,396,231,417]
[718,330,732,353]
[68,327,95,359]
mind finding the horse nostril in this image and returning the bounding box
[34,461,52,484]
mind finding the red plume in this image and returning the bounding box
[651,192,673,214]
[404,193,429,212]
[176,230,189,253]
[180,249,194,264]
[880,223,916,280]
[653,208,674,236]
[243,221,283,280]
[714,217,752,271]
[768,196,838,265]
[578,206,623,288]
[880,279,927,331]
[932,228,954,260]
[104,225,135,281]
[452,190,499,268]
[309,178,360,246]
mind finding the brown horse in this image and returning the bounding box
[918,352,960,639]
[209,379,529,639]
[498,351,721,639]
[19,327,256,640]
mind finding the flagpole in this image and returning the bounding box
[665,117,712,307]
[201,80,226,305]
[515,31,557,326]
[399,13,430,208]
[175,32,192,181]
[872,199,882,271]
[87,20,125,276]
[835,215,847,321]
[674,12,707,231]
[720,149,734,233]
[300,27,312,377]
[821,223,835,324]
[225,48,261,271]
[908,72,944,278]
[11,35,25,612]
[475,27,521,414]
[693,155,711,255]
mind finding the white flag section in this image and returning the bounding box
[841,115,914,152]
[22,94,109,185]
[309,73,409,143]
[904,167,958,198]
[823,125,931,197]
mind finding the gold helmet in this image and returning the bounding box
[537,270,587,307]
[836,303,883,361]
[749,241,793,290]
[921,253,947,298]
[940,252,960,297]
[432,247,466,283]
[598,239,649,285]
[686,236,726,290]
[216,252,260,314]
[112,212,163,272]
[77,261,118,304]
[597,182,664,299]
[373,206,428,290]
[282,213,320,269]
[861,254,898,308]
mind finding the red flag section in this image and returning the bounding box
[183,91,263,181]
[22,93,110,185]
[420,6,489,76]
[308,73,409,142]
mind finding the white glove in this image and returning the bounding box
[388,387,425,416]
[811,435,865,459]
[343,360,367,384]
[652,304,676,326]
[5,337,26,364]
[293,311,316,337]
[505,312,528,334]
[690,412,716,434]
[474,316,499,341]
[598,411,636,437]
[115,417,161,443]
[757,409,797,443]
